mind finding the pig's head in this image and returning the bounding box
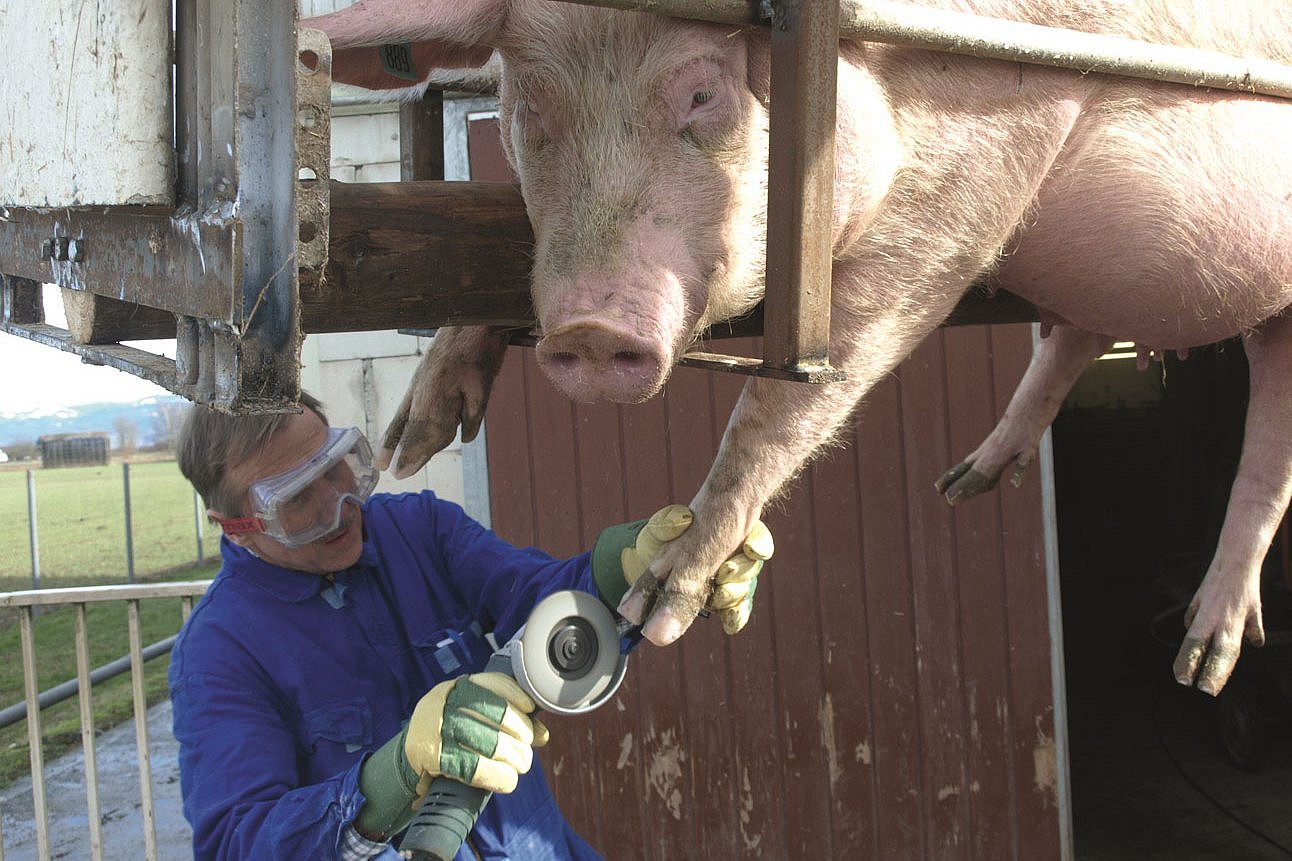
[310,0,771,403]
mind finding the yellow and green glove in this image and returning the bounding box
[355,672,549,841]
[591,504,775,635]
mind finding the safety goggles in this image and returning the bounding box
[216,426,379,548]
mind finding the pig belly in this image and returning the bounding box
[995,91,1292,347]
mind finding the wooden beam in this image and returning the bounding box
[61,289,175,343]
[13,181,1037,344]
[301,180,535,331]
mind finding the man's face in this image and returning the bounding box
[212,410,366,574]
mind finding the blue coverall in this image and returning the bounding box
[169,491,605,860]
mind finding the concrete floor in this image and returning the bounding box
[0,700,191,861]
[1063,574,1292,861]
[1069,658,1292,861]
[3,613,1290,861]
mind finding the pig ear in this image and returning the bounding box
[304,0,508,90]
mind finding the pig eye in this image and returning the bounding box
[692,89,716,108]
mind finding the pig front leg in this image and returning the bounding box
[936,325,1111,504]
[618,302,927,644]
[378,325,512,478]
[1174,311,1292,695]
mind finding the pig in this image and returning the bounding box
[306,0,1292,696]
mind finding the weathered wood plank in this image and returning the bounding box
[61,290,175,344]
[303,180,535,330]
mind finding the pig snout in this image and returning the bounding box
[536,320,669,403]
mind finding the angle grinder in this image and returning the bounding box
[398,589,629,860]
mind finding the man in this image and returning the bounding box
[169,392,772,860]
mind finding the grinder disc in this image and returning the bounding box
[515,590,622,712]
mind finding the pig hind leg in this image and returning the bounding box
[1174,311,1292,695]
[378,325,512,479]
[936,325,1110,504]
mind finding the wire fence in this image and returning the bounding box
[0,460,219,592]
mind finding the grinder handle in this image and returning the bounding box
[398,650,513,861]
[399,778,491,861]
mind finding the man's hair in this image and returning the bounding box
[178,391,328,516]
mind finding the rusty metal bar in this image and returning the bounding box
[0,275,42,324]
[226,0,302,409]
[0,321,193,400]
[836,0,1292,100]
[297,26,334,276]
[762,0,844,378]
[19,607,50,860]
[174,0,202,206]
[0,208,237,319]
[75,604,106,861]
[567,0,1292,100]
[127,600,159,861]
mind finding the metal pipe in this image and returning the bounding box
[0,635,180,731]
[568,0,1292,100]
[838,0,1292,99]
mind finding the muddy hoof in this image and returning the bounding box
[934,461,973,494]
[936,463,999,505]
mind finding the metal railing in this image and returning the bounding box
[0,581,212,861]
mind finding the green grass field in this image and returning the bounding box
[0,459,224,787]
[0,459,222,593]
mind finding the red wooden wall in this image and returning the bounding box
[483,329,1062,859]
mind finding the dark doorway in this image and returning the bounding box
[1052,341,1292,860]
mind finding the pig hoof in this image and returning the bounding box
[936,463,999,505]
[934,461,974,494]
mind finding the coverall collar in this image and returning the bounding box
[218,537,380,604]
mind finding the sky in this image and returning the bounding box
[0,285,174,416]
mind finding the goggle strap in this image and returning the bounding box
[214,515,267,536]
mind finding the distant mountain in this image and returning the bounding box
[0,396,190,451]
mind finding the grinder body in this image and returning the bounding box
[399,590,628,860]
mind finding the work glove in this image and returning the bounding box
[355,672,550,841]
[591,504,775,635]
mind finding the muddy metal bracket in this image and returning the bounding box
[0,1,323,414]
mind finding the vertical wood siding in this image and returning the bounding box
[484,329,1061,859]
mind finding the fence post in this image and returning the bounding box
[123,462,135,583]
[27,468,41,590]
[194,489,205,565]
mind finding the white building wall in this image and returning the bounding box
[298,0,501,521]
